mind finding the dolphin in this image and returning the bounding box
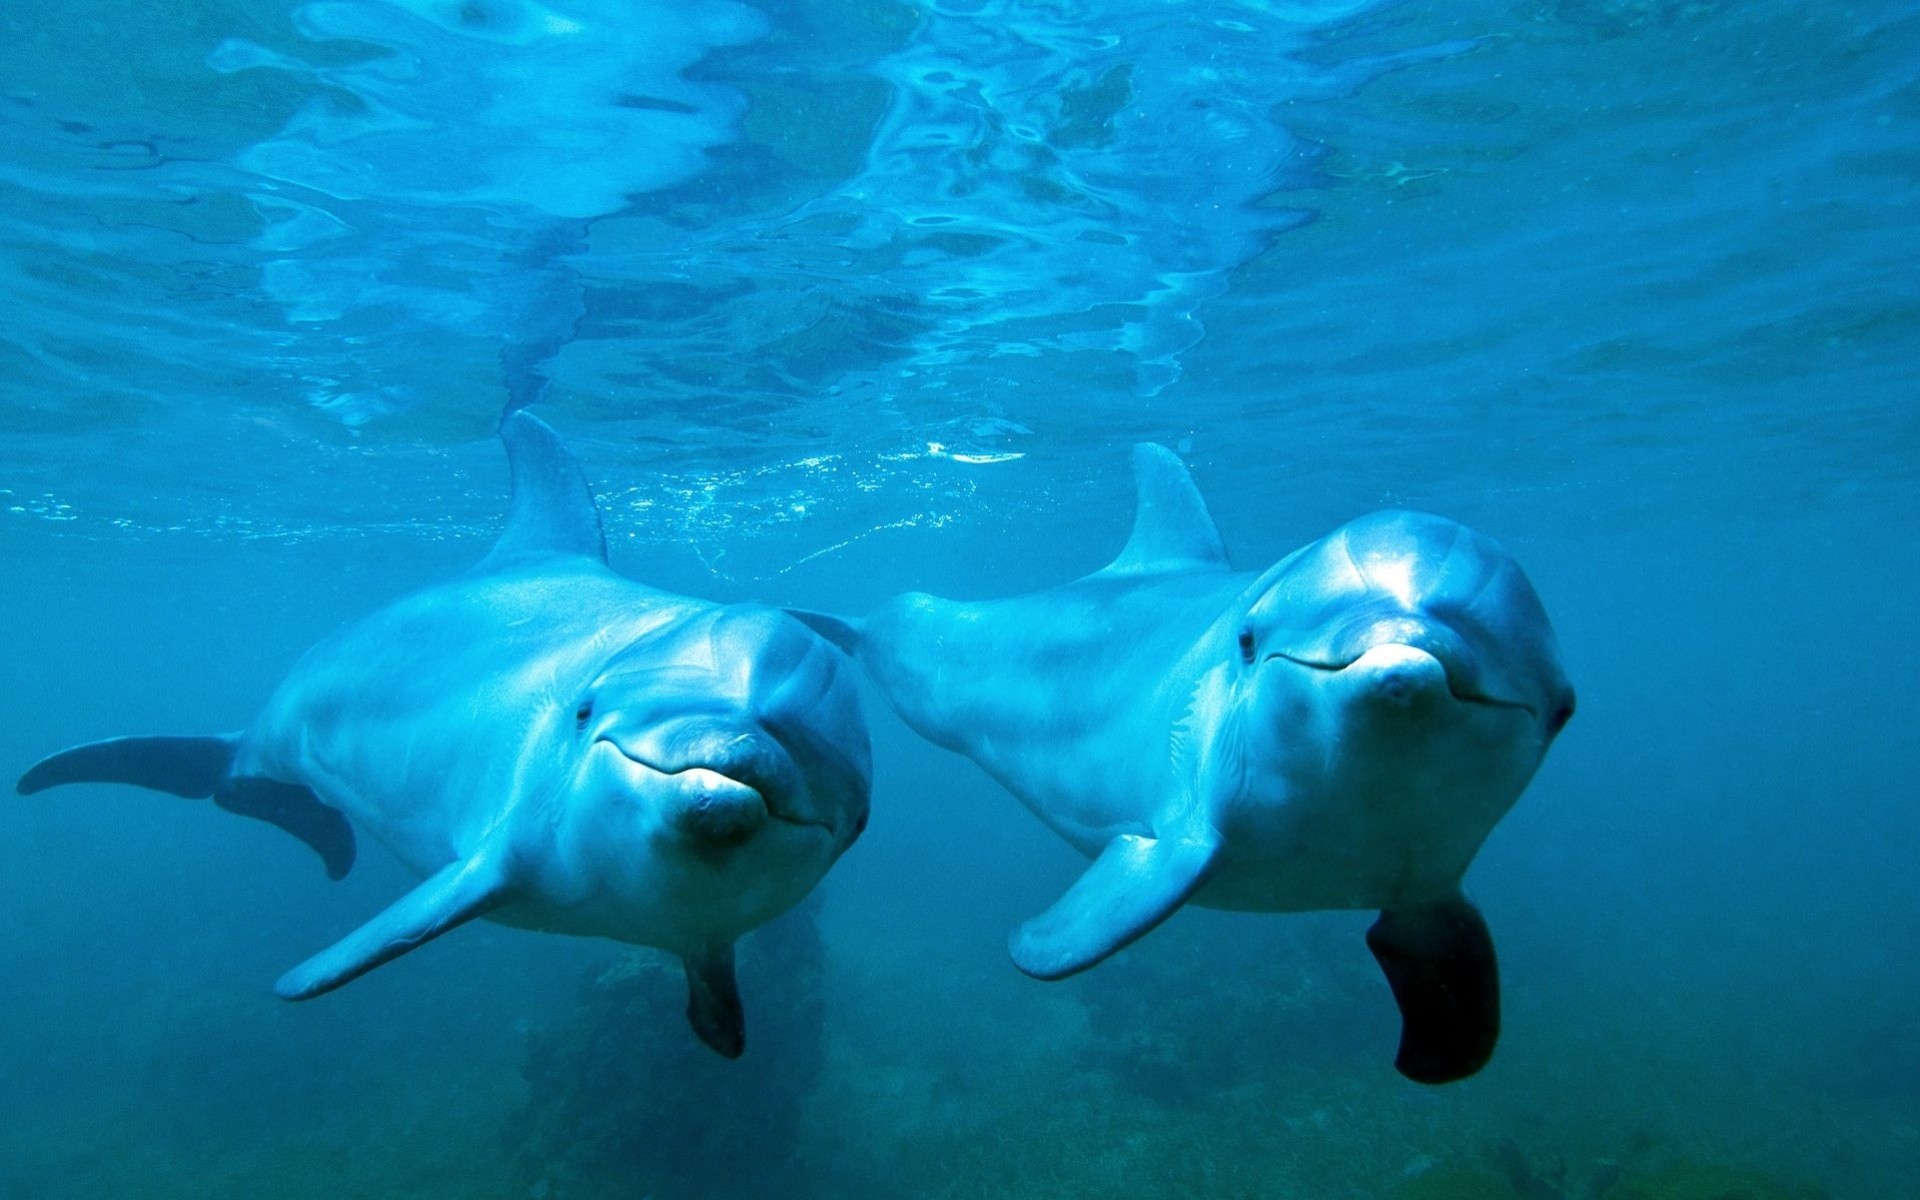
[16,411,871,1058]
[797,446,1573,1083]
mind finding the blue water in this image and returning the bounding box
[2,1,1916,1197]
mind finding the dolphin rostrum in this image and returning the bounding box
[18,411,871,1058]
[797,445,1573,1083]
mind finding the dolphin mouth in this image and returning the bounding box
[1262,651,1536,715]
[594,737,836,832]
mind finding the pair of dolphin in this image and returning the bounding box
[18,420,1571,1081]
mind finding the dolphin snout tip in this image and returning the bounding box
[671,768,769,846]
[1348,644,1449,708]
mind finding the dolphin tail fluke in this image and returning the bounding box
[16,734,355,881]
[784,608,864,656]
[18,734,237,798]
[1008,826,1221,980]
[215,777,357,881]
[682,943,745,1058]
[1366,893,1500,1085]
[275,847,514,1001]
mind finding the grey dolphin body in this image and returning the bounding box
[17,412,870,1057]
[802,446,1573,1083]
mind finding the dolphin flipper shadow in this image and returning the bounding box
[682,944,746,1059]
[1367,894,1500,1085]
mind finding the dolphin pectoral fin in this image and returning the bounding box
[275,850,514,1001]
[477,409,608,572]
[1009,828,1221,980]
[1366,894,1500,1085]
[682,943,745,1059]
[214,778,356,881]
[1099,444,1231,576]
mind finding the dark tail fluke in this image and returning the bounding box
[216,778,357,881]
[17,735,237,798]
[784,609,863,657]
[16,735,356,880]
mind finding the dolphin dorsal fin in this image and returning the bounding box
[478,410,609,571]
[1099,444,1229,575]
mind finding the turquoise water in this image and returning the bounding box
[2,1,1916,1197]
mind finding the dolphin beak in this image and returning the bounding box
[1265,616,1535,715]
[1344,643,1450,709]
[595,737,770,845]
[594,726,835,839]
[666,767,770,846]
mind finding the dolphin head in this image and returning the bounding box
[1234,510,1574,737]
[565,604,871,933]
[1211,512,1573,880]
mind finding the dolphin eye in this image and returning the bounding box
[1546,697,1575,736]
[575,699,594,733]
[1237,629,1256,665]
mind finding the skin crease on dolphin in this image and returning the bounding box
[793,445,1574,1084]
[15,411,872,1059]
